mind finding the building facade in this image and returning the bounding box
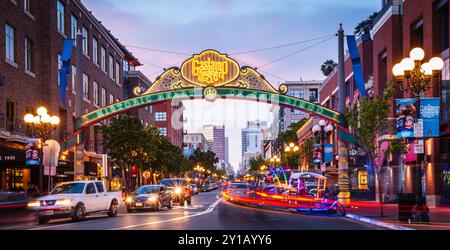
[280,80,321,132]
[183,133,210,158]
[0,0,138,191]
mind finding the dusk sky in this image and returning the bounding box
[84,0,381,171]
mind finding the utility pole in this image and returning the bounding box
[74,28,85,180]
[337,24,350,204]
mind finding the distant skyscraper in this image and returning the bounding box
[241,120,268,171]
[201,125,225,162]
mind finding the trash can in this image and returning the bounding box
[398,193,415,222]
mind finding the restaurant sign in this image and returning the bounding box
[181,50,240,87]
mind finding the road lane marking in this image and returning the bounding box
[109,198,222,230]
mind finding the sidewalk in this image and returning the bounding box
[346,202,450,230]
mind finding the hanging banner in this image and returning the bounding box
[396,99,417,138]
[420,98,440,138]
[313,144,323,164]
[346,35,367,97]
[324,144,333,163]
[25,138,40,166]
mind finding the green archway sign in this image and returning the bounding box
[64,50,344,151]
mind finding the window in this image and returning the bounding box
[115,61,120,84]
[71,65,76,94]
[92,37,98,64]
[86,183,96,194]
[24,37,33,72]
[433,0,449,53]
[410,19,424,48]
[331,95,336,109]
[155,112,167,121]
[6,100,17,132]
[291,90,303,114]
[82,26,88,55]
[159,128,168,136]
[109,93,114,105]
[123,59,129,79]
[24,0,31,13]
[95,182,104,193]
[378,50,388,96]
[441,59,450,122]
[101,87,106,107]
[57,54,62,86]
[57,0,65,34]
[93,81,99,105]
[101,46,106,71]
[345,80,351,98]
[83,73,89,100]
[5,24,15,62]
[109,55,114,79]
[309,89,318,102]
[70,14,78,42]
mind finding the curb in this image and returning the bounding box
[345,213,415,230]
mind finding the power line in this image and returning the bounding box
[233,58,287,82]
[230,34,335,56]
[257,36,336,69]
[140,60,166,70]
[124,45,191,56]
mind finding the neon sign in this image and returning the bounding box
[181,50,240,86]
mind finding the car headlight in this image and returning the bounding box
[175,187,182,194]
[126,197,133,203]
[147,196,157,203]
[55,198,72,206]
[27,200,40,208]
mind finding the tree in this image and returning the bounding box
[248,156,268,175]
[188,149,219,172]
[321,59,338,77]
[100,115,159,190]
[275,119,307,152]
[299,137,315,171]
[345,88,406,216]
[354,12,379,35]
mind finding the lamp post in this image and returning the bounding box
[24,107,60,194]
[284,142,300,170]
[393,47,443,208]
[312,119,333,175]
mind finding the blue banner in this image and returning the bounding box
[324,144,333,163]
[421,98,440,138]
[313,144,322,164]
[346,35,367,97]
[25,138,40,166]
[59,39,74,107]
[396,99,417,138]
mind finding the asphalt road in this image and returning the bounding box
[0,190,383,230]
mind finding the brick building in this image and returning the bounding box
[316,0,450,205]
[0,0,142,192]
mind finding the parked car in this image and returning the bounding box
[189,184,199,195]
[211,183,219,190]
[27,181,122,224]
[0,192,31,210]
[125,185,173,212]
[159,178,192,205]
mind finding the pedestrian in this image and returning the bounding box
[333,184,340,200]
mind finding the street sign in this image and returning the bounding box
[414,119,424,138]
[414,140,424,154]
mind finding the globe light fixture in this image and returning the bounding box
[37,107,48,116]
[429,57,444,71]
[410,47,425,61]
[312,125,321,133]
[421,62,432,76]
[24,114,35,124]
[41,114,51,123]
[401,58,415,71]
[50,116,60,126]
[325,124,334,133]
[319,119,326,127]
[392,63,405,77]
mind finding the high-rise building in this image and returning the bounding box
[201,125,225,162]
[241,120,268,171]
[279,80,322,132]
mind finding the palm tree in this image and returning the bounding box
[321,60,337,77]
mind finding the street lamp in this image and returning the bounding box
[312,119,333,174]
[393,47,443,210]
[24,106,60,194]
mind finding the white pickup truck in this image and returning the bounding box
[27,181,122,224]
